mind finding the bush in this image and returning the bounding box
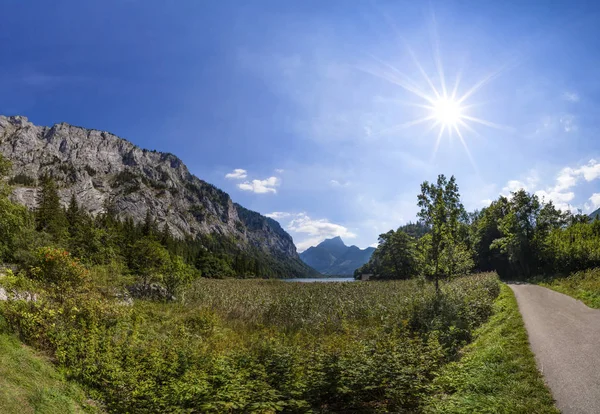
[29,247,88,290]
[8,173,36,186]
[0,272,500,413]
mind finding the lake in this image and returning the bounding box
[283,277,356,283]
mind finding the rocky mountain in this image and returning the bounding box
[300,236,375,276]
[0,115,316,277]
[590,208,600,220]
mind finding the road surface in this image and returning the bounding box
[509,283,600,414]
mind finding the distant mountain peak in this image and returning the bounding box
[300,237,374,276]
[320,236,346,246]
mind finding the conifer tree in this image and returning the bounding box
[36,176,68,242]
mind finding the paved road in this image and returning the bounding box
[509,284,600,414]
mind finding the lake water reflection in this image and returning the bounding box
[283,277,356,283]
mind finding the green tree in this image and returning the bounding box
[490,190,541,279]
[417,174,466,290]
[142,209,159,238]
[195,248,234,279]
[164,255,198,297]
[0,155,32,261]
[35,176,68,242]
[472,197,510,276]
[368,229,418,279]
[129,237,171,286]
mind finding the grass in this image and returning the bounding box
[424,284,558,414]
[0,317,99,414]
[537,268,600,308]
[2,271,502,412]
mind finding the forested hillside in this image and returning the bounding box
[0,115,315,278]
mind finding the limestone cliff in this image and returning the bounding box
[0,115,315,277]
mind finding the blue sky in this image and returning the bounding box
[3,1,600,251]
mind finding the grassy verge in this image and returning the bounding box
[425,284,558,414]
[537,268,600,308]
[0,317,99,414]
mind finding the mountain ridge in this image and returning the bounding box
[0,115,316,277]
[300,237,375,276]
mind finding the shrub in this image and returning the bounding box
[0,272,501,413]
[29,247,88,290]
[8,173,36,186]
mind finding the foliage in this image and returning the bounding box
[8,173,36,187]
[0,271,500,413]
[35,176,69,242]
[359,174,472,284]
[356,229,419,279]
[0,155,36,262]
[425,285,558,413]
[29,247,88,290]
[538,267,600,308]
[541,220,600,275]
[418,174,467,288]
[0,327,99,414]
[128,237,171,285]
[364,175,600,284]
[164,254,198,297]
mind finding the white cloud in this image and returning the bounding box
[330,179,350,187]
[272,212,356,252]
[265,211,291,220]
[560,114,577,133]
[502,180,528,194]
[547,160,600,193]
[275,168,285,173]
[585,193,600,212]
[574,159,600,182]
[501,159,600,212]
[563,91,580,102]
[555,167,577,191]
[225,169,247,179]
[238,177,280,194]
[501,172,539,196]
[534,189,576,211]
[532,113,577,136]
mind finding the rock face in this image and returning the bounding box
[300,236,375,276]
[0,115,314,277]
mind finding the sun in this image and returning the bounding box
[431,97,463,127]
[360,36,507,170]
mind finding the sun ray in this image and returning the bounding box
[373,97,434,110]
[453,124,479,174]
[431,123,446,161]
[429,10,447,97]
[451,70,462,101]
[461,115,511,131]
[359,65,436,104]
[404,43,441,99]
[424,119,441,136]
[367,54,423,90]
[458,119,483,139]
[457,63,508,104]
[460,101,491,112]
[377,115,437,136]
